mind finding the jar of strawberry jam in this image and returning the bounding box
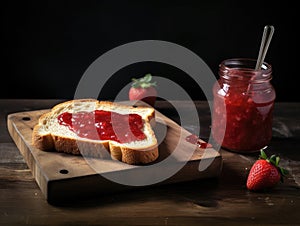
[211,58,276,153]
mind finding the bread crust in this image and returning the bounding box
[32,99,158,165]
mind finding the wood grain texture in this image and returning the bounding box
[1,100,300,226]
[6,105,221,204]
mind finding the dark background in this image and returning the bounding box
[1,0,298,101]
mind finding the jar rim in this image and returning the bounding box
[219,58,272,73]
[219,58,272,82]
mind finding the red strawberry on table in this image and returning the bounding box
[246,149,288,191]
[129,73,157,107]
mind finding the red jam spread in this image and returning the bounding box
[186,134,212,149]
[57,110,146,143]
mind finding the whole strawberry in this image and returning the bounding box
[246,149,288,191]
[129,73,157,107]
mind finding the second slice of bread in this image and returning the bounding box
[32,99,159,165]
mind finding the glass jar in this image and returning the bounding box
[211,58,276,153]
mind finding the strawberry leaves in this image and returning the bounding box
[259,149,289,182]
[131,73,157,88]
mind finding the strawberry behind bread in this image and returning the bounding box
[129,73,157,107]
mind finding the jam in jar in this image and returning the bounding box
[211,58,276,153]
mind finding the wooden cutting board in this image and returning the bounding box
[7,106,222,204]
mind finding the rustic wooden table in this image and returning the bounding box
[1,99,299,226]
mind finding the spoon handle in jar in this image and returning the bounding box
[255,25,275,70]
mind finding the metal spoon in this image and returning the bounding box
[255,25,275,70]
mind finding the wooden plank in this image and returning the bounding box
[0,143,25,164]
[7,107,222,204]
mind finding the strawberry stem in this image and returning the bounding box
[259,149,268,160]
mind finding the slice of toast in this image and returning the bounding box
[32,99,159,165]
